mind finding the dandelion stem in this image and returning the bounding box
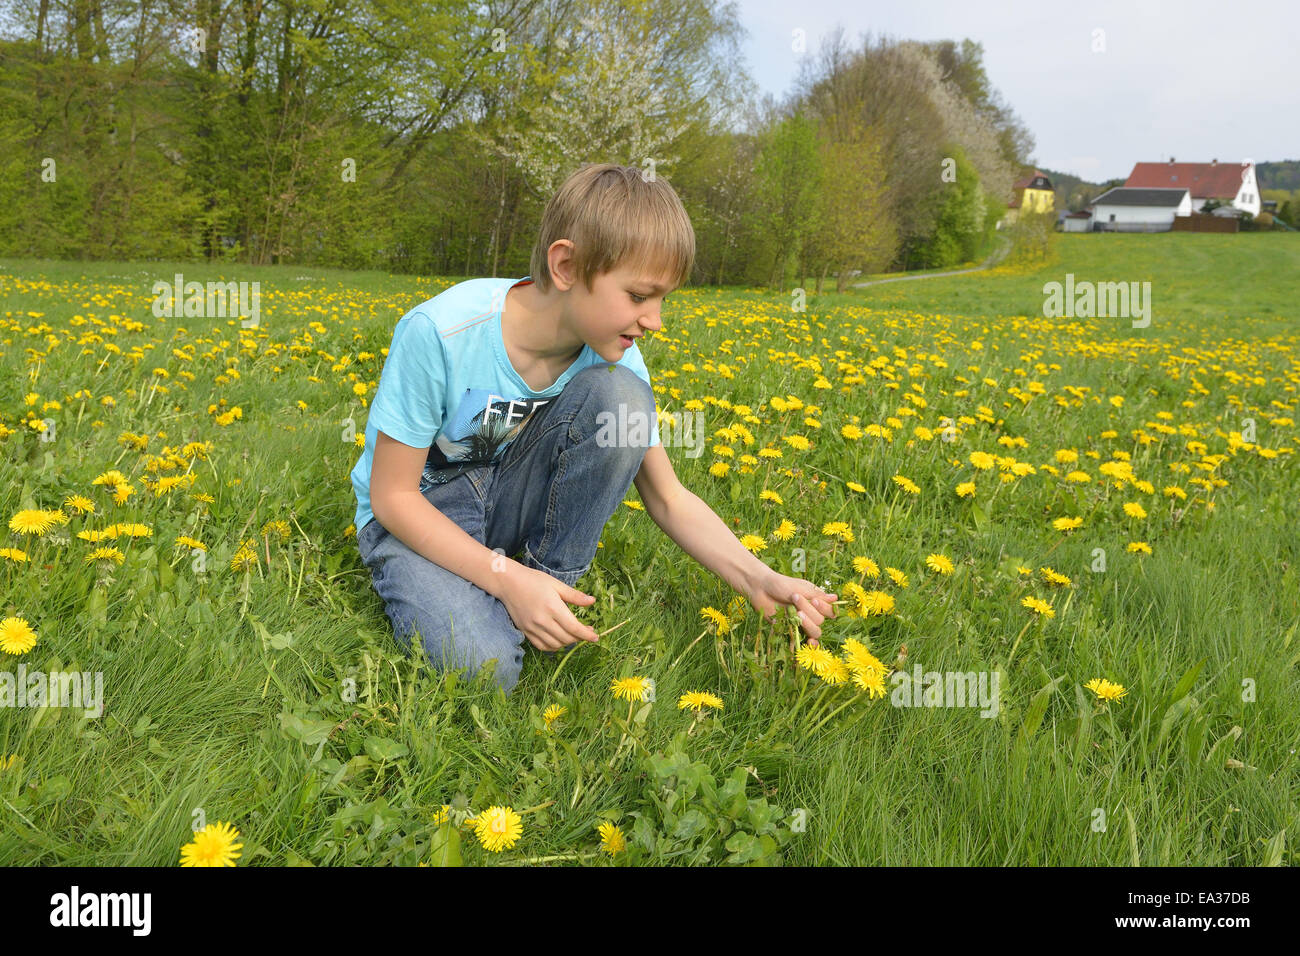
[669,627,709,671]
[516,800,555,816]
[1006,618,1034,664]
[611,699,636,761]
[801,683,835,726]
[803,694,862,740]
[760,667,810,743]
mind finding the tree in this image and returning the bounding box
[912,144,985,269]
[468,0,749,202]
[803,121,896,293]
[752,109,823,291]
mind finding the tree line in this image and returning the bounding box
[0,0,1035,289]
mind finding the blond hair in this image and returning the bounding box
[529,163,695,294]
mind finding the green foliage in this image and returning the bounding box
[1002,208,1056,268]
[752,111,824,290]
[911,146,989,269]
[628,737,795,865]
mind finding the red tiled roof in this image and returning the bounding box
[1012,169,1048,191]
[1125,162,1246,199]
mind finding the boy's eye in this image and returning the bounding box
[630,293,647,304]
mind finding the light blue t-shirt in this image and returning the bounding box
[350,275,660,533]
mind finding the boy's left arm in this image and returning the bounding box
[632,445,838,641]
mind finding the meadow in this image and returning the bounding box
[0,232,1296,865]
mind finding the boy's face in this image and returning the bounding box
[570,262,676,363]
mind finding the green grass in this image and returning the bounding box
[0,232,1297,865]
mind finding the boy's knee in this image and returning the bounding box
[576,363,653,415]
[466,629,525,693]
[573,365,655,452]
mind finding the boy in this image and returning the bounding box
[351,163,837,693]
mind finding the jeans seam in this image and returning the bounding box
[535,442,564,560]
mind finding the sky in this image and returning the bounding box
[730,0,1299,183]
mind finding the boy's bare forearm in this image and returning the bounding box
[649,488,769,595]
[372,492,517,598]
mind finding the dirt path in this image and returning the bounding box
[852,237,1011,288]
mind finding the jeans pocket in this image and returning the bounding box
[357,518,378,563]
[467,465,493,501]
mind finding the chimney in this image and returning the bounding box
[1211,158,1217,165]
[1169,156,1176,164]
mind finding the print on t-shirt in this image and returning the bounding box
[420,387,551,490]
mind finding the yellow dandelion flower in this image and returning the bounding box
[1039,566,1072,587]
[1126,541,1152,555]
[677,692,724,711]
[759,490,784,505]
[598,821,626,856]
[739,533,767,554]
[885,567,909,588]
[820,521,854,543]
[700,606,731,635]
[543,705,567,727]
[853,668,887,698]
[846,480,866,493]
[925,553,954,575]
[862,590,895,616]
[179,821,243,867]
[892,474,920,495]
[770,519,797,541]
[842,638,885,677]
[852,556,880,577]
[63,495,95,515]
[85,546,125,565]
[610,676,651,702]
[1084,678,1128,702]
[473,806,523,853]
[1123,502,1148,519]
[1021,596,1055,618]
[796,643,836,676]
[92,469,130,488]
[1053,516,1084,532]
[8,510,55,536]
[955,481,976,498]
[969,451,996,470]
[0,617,39,655]
[818,658,850,685]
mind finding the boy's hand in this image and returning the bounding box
[497,563,600,652]
[744,567,837,642]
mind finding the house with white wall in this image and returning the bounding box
[1124,160,1261,216]
[1089,187,1192,231]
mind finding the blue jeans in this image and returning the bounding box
[356,364,654,694]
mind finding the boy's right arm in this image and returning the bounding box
[369,430,598,650]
